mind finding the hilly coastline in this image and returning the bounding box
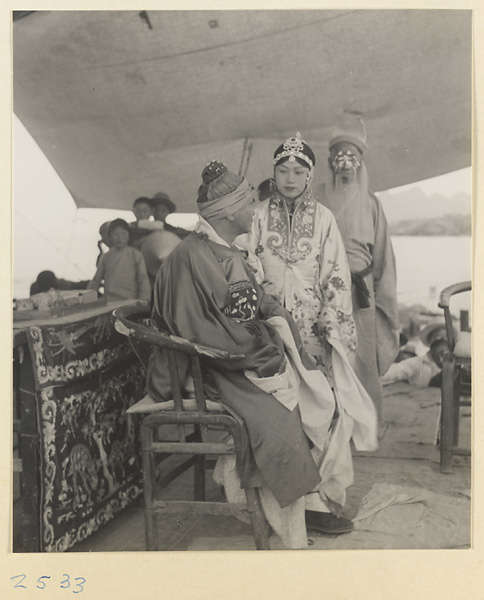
[378,187,471,236]
[388,213,471,236]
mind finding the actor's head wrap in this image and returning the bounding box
[328,113,369,156]
[273,132,315,169]
[197,160,254,220]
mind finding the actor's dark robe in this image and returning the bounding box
[147,227,321,508]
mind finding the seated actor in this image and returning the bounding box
[146,161,378,549]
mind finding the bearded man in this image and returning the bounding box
[322,114,400,423]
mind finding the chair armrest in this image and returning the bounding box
[112,302,245,361]
[437,281,471,352]
[112,300,151,319]
[438,281,471,309]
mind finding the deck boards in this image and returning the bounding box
[14,381,470,552]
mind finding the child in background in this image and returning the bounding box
[88,219,151,302]
[131,196,153,223]
[130,196,164,250]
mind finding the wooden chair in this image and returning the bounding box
[112,301,271,550]
[438,281,472,473]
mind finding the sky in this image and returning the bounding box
[385,167,472,198]
[13,116,198,296]
[13,115,472,305]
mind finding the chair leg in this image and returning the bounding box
[194,455,206,501]
[141,423,159,550]
[452,371,461,447]
[192,424,206,501]
[440,354,456,474]
[245,487,271,550]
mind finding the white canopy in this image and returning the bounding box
[13,9,471,212]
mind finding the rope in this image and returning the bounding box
[14,208,89,276]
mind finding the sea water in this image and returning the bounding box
[391,235,472,315]
[13,233,472,318]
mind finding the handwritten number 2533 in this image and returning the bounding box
[11,574,86,593]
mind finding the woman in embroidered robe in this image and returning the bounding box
[236,133,357,383]
[147,161,377,548]
[235,134,379,519]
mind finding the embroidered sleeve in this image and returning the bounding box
[315,212,357,357]
[224,281,258,321]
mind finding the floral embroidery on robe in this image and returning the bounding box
[265,196,317,263]
[225,282,258,321]
[236,192,356,382]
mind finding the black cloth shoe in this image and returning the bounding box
[305,510,354,534]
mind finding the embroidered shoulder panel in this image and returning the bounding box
[225,281,258,321]
[266,196,317,263]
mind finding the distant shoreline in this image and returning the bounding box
[388,213,471,236]
[391,233,471,237]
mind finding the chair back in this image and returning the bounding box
[438,281,471,352]
[112,301,153,371]
[112,301,243,414]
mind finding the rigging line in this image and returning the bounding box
[61,11,359,72]
[13,209,90,276]
[242,141,253,178]
[62,207,81,278]
[238,138,249,176]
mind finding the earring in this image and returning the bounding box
[305,172,314,198]
[269,177,276,193]
[305,183,313,198]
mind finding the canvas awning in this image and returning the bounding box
[13,9,472,213]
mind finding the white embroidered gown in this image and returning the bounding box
[237,192,357,380]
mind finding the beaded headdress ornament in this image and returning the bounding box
[273,131,314,169]
[202,160,227,184]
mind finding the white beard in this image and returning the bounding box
[323,163,372,244]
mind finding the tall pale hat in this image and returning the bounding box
[329,113,369,156]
